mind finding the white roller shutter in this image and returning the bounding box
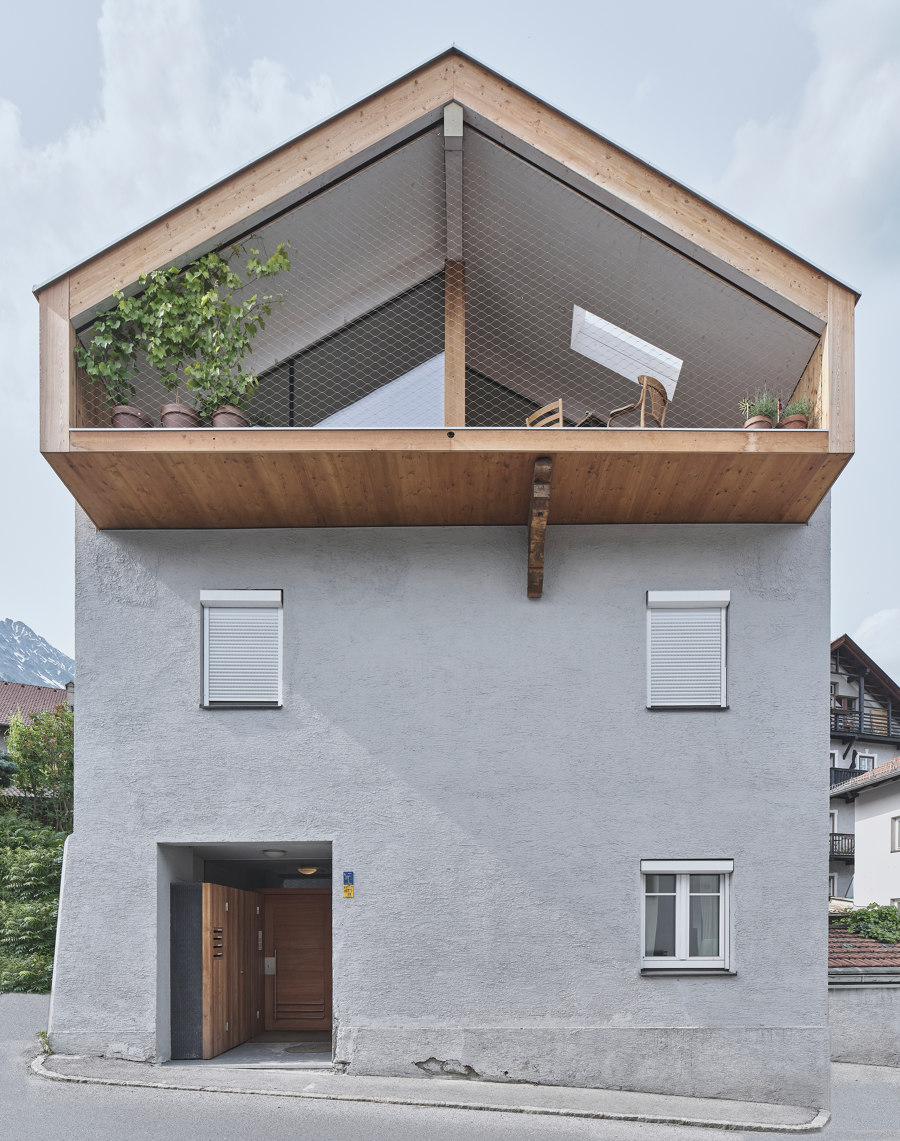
[647,592,728,708]
[201,591,282,706]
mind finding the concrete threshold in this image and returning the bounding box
[33,1053,829,1132]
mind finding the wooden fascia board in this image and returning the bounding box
[448,57,851,324]
[49,59,456,319]
[33,49,854,329]
[68,426,832,456]
[39,277,73,454]
[824,281,855,455]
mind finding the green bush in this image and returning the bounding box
[0,809,65,995]
[0,900,58,956]
[0,952,54,994]
[0,847,64,901]
[834,903,900,944]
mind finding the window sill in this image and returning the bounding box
[640,967,736,977]
[200,703,283,710]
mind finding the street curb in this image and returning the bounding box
[31,1055,831,1132]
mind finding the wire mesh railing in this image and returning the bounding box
[74,124,822,432]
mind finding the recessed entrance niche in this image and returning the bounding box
[165,841,332,1060]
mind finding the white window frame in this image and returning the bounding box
[201,589,283,708]
[829,875,837,898]
[830,811,838,835]
[856,753,876,772]
[892,816,900,853]
[891,898,900,911]
[640,859,732,971]
[646,591,730,709]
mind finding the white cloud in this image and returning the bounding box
[0,0,338,657]
[714,0,900,284]
[852,609,900,683]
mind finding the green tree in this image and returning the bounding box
[0,813,65,994]
[6,704,73,833]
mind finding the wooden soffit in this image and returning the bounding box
[48,427,848,530]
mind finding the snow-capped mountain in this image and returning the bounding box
[0,620,74,688]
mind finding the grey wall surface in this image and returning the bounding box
[50,506,832,1108]
[830,985,900,1066]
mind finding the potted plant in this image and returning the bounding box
[778,396,812,429]
[75,242,290,428]
[738,391,778,429]
[176,245,291,427]
[75,307,154,427]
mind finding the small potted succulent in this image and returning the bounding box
[778,396,812,429]
[739,391,779,429]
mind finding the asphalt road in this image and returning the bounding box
[4,995,900,1140]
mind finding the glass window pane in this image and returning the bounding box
[645,874,676,893]
[645,893,676,956]
[689,894,720,956]
[689,874,720,894]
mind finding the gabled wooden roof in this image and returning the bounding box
[832,634,900,709]
[38,48,855,328]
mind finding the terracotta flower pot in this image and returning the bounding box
[161,403,202,428]
[778,414,809,429]
[743,415,773,429]
[211,405,250,428]
[110,405,153,428]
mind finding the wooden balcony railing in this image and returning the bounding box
[831,709,900,741]
[830,833,855,859]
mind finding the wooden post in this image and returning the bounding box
[39,277,74,453]
[444,102,465,426]
[444,260,466,425]
[528,456,552,599]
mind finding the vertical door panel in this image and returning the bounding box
[263,890,332,1032]
[201,884,263,1059]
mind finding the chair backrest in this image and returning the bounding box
[526,399,564,428]
[639,375,669,428]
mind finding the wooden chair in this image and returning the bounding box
[606,375,669,428]
[525,399,564,428]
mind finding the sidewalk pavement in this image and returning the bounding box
[34,1053,829,1133]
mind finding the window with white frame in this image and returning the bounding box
[829,875,836,898]
[892,898,900,911]
[646,592,729,708]
[856,753,876,772]
[641,859,732,970]
[892,816,900,853]
[201,590,283,708]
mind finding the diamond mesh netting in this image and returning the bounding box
[74,125,820,431]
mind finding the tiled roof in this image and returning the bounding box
[829,925,900,968]
[835,754,900,793]
[0,680,67,727]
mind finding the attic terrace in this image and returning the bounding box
[37,51,855,530]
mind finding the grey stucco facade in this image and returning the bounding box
[49,505,832,1108]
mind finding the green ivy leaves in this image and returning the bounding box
[75,242,290,418]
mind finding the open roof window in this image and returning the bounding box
[570,306,683,398]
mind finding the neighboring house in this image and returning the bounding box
[35,51,857,1112]
[0,679,70,754]
[831,757,900,907]
[829,635,900,899]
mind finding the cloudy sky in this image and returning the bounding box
[1,0,898,672]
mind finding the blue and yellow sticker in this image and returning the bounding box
[343,871,354,898]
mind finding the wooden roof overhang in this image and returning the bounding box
[37,49,857,533]
[44,426,846,529]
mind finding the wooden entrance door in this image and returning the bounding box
[263,889,332,1032]
[201,883,262,1058]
